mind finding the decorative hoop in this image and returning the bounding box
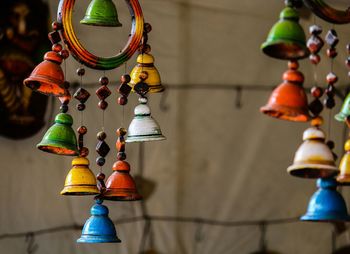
[57,0,144,70]
[303,0,350,24]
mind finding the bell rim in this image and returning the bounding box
[337,175,350,185]
[102,189,143,201]
[260,104,310,122]
[77,235,121,243]
[80,17,122,27]
[287,165,339,179]
[335,112,347,122]
[24,76,66,97]
[300,213,350,222]
[261,40,310,60]
[126,134,166,143]
[60,185,100,196]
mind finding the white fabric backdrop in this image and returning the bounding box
[1,0,350,253]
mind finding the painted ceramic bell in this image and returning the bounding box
[129,53,164,93]
[24,51,66,97]
[261,7,309,60]
[126,97,166,142]
[335,92,350,122]
[287,127,339,178]
[103,160,142,201]
[337,139,350,185]
[260,61,310,122]
[77,199,121,243]
[61,157,100,195]
[80,0,122,27]
[37,113,79,156]
[301,178,350,222]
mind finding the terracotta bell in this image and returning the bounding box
[103,160,142,201]
[260,61,310,122]
[126,97,166,142]
[37,113,79,156]
[301,178,350,222]
[337,139,350,185]
[129,53,164,93]
[287,127,339,178]
[77,199,121,243]
[335,92,350,122]
[261,6,309,60]
[80,0,122,27]
[24,51,66,97]
[61,157,100,195]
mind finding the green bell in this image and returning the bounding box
[37,113,79,156]
[335,92,350,122]
[261,7,309,60]
[80,0,122,27]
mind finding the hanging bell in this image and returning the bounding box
[37,113,79,156]
[23,51,66,97]
[126,97,166,142]
[102,160,142,201]
[261,7,309,60]
[129,53,164,93]
[61,157,100,195]
[335,92,350,122]
[77,199,121,243]
[287,127,339,178]
[337,139,350,185]
[260,61,310,122]
[80,0,122,27]
[301,178,350,222]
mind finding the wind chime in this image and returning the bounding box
[261,0,350,222]
[23,0,165,244]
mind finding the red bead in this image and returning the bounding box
[311,86,323,98]
[77,68,85,76]
[60,49,69,59]
[327,48,338,58]
[97,173,105,181]
[99,76,109,86]
[326,72,338,84]
[144,23,152,33]
[98,100,108,110]
[77,103,86,111]
[52,44,62,53]
[80,147,89,157]
[118,95,128,105]
[309,54,321,65]
[288,60,299,70]
[51,21,62,31]
[117,152,126,161]
[120,74,131,84]
[345,57,350,68]
[77,126,87,135]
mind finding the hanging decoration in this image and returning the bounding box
[24,0,165,244]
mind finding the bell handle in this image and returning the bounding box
[57,0,144,70]
[303,0,350,24]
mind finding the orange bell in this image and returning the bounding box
[102,161,142,201]
[24,51,66,97]
[260,61,310,122]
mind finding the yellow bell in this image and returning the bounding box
[129,53,164,93]
[337,139,350,185]
[287,126,339,178]
[61,157,100,196]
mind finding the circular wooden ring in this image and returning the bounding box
[303,0,350,24]
[57,0,144,70]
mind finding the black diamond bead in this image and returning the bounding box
[74,88,90,103]
[324,97,335,109]
[134,81,149,96]
[325,29,339,48]
[308,99,323,116]
[96,86,111,100]
[48,31,61,44]
[96,141,110,157]
[118,83,132,96]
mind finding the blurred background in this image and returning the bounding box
[0,0,350,253]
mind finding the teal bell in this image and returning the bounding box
[301,178,350,222]
[261,7,309,60]
[37,113,79,156]
[80,0,122,27]
[335,92,350,122]
[77,200,121,243]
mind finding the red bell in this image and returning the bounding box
[260,61,310,122]
[102,161,142,201]
[24,51,66,96]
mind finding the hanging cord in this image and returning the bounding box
[192,220,204,254]
[259,221,267,251]
[25,233,38,254]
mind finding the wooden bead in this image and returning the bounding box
[97,131,107,141]
[99,76,109,86]
[77,103,86,111]
[117,152,126,161]
[80,147,89,157]
[116,137,125,152]
[326,72,338,84]
[96,157,106,166]
[345,57,350,68]
[117,128,127,137]
[311,116,323,126]
[98,100,108,110]
[144,23,152,33]
[347,44,350,54]
[309,54,321,65]
[118,96,128,105]
[51,21,62,31]
[77,126,87,135]
[60,104,68,113]
[60,49,69,59]
[76,68,85,76]
[63,81,71,89]
[97,172,105,181]
[326,140,335,150]
[311,86,323,98]
[120,74,131,84]
[288,60,299,70]
[52,44,62,53]
[327,48,337,58]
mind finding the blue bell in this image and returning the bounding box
[301,178,350,222]
[77,200,121,243]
